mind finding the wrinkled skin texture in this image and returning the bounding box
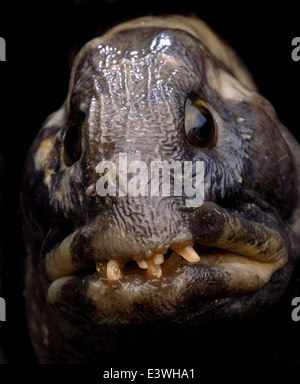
[20,15,300,363]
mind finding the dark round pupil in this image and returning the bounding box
[66,124,79,150]
[64,121,82,166]
[193,112,211,139]
[65,124,79,152]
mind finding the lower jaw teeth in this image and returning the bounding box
[106,260,123,280]
[146,260,162,278]
[96,258,163,281]
[95,243,201,281]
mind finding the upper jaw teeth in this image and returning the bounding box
[136,253,165,269]
[153,253,164,265]
[96,242,201,281]
[170,244,201,263]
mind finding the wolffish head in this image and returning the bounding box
[21,15,300,363]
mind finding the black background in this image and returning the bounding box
[0,0,300,367]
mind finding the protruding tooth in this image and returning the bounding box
[107,260,123,280]
[170,244,201,263]
[147,260,162,278]
[136,259,149,269]
[153,253,164,265]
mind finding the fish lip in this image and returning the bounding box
[45,249,286,308]
[41,202,288,308]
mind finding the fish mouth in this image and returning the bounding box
[42,202,287,320]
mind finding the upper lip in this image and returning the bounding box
[44,202,287,276]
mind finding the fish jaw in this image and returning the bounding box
[37,201,287,313]
[23,199,290,363]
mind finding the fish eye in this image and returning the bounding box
[184,98,216,149]
[63,112,84,166]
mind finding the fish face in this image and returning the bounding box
[20,16,300,363]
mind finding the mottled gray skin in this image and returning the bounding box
[20,15,300,363]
